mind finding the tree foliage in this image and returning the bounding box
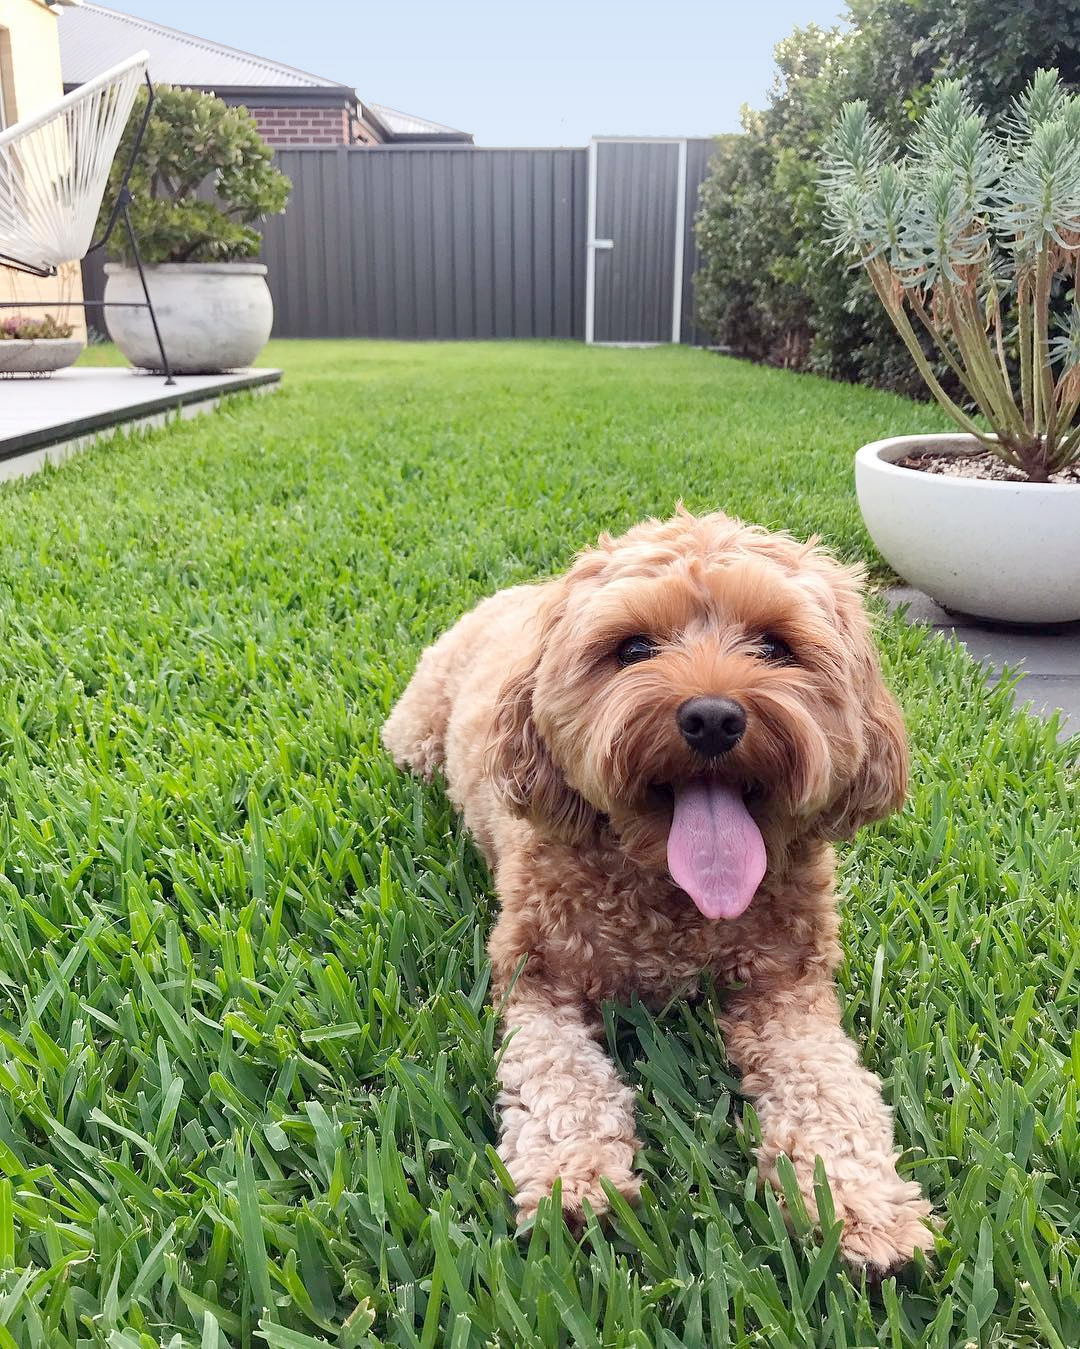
[101,87,291,265]
[693,0,1080,395]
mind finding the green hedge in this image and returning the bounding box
[693,0,1080,395]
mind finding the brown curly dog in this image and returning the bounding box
[382,508,932,1271]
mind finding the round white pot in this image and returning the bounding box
[0,338,84,375]
[103,262,273,374]
[856,432,1080,624]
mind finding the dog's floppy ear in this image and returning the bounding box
[486,590,601,846]
[820,647,908,841]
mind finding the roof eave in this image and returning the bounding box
[382,132,474,144]
[195,84,357,107]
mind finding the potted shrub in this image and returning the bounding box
[821,70,1080,624]
[0,314,83,376]
[100,87,290,374]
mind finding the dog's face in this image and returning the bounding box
[488,510,906,912]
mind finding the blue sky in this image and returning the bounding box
[109,0,850,146]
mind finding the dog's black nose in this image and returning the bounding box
[677,696,747,757]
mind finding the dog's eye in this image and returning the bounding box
[758,633,794,663]
[617,635,659,666]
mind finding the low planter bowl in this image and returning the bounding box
[0,338,84,376]
[104,262,273,374]
[855,432,1080,625]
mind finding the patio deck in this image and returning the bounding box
[0,366,281,481]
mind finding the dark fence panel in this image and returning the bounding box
[260,144,589,340]
[592,140,682,344]
[81,137,714,344]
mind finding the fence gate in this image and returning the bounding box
[585,137,689,345]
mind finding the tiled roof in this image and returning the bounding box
[364,102,472,143]
[59,4,350,90]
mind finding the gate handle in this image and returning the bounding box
[588,238,614,250]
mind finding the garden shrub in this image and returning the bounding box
[99,87,290,265]
[694,0,1080,396]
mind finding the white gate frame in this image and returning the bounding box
[585,136,689,346]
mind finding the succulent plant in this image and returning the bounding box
[821,69,1080,482]
[0,314,75,340]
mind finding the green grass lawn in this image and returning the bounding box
[3,339,1078,1347]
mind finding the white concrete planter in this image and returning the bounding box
[103,262,273,374]
[856,432,1080,624]
[0,338,84,375]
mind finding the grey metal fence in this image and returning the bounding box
[585,138,713,347]
[83,138,716,344]
[264,145,589,340]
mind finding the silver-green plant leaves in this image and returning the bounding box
[821,69,1080,480]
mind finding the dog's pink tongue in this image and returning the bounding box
[667,782,767,920]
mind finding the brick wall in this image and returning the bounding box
[249,104,357,145]
[352,116,380,145]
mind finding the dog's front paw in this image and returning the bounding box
[385,733,441,781]
[836,1185,934,1274]
[506,1140,641,1225]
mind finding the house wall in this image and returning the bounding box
[353,115,381,145]
[0,0,85,337]
[248,104,364,146]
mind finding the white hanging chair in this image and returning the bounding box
[0,51,149,275]
[0,50,173,381]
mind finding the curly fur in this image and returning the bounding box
[382,508,931,1271]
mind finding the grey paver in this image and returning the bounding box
[947,628,1080,678]
[1008,676,1080,728]
[883,586,1080,740]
